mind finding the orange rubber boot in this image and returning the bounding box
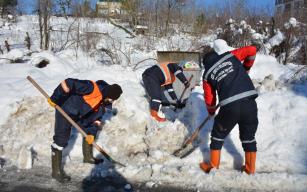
[200,150,221,173]
[243,152,256,175]
[150,109,166,122]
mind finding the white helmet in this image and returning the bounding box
[212,39,234,55]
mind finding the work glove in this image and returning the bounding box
[94,120,105,131]
[206,105,216,116]
[184,81,190,89]
[111,108,118,116]
[94,120,102,127]
[85,135,95,145]
[47,98,56,108]
[176,100,185,109]
[105,107,118,116]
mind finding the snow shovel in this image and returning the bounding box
[173,105,219,158]
[174,74,194,112]
[27,76,126,167]
[173,115,212,158]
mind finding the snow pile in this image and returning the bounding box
[263,30,285,53]
[0,49,27,64]
[17,146,33,169]
[0,16,307,191]
[0,97,54,164]
[285,17,297,29]
[1,51,306,191]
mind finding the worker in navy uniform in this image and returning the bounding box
[47,78,122,182]
[142,62,190,122]
[200,45,258,175]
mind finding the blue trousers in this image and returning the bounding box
[210,98,258,152]
[53,110,99,148]
[142,74,163,111]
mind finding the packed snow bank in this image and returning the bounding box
[1,50,307,191]
[0,15,306,190]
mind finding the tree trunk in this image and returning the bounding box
[165,0,171,36]
[1,4,4,19]
[38,8,43,49]
[155,0,158,35]
[43,8,49,50]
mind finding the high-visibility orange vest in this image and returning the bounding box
[158,62,175,86]
[83,81,103,111]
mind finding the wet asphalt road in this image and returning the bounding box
[0,166,198,192]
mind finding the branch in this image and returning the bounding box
[286,65,307,83]
[0,58,14,62]
[132,58,157,71]
[107,18,136,38]
[98,47,117,65]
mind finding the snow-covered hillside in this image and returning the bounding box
[0,16,307,191]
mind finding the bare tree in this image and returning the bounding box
[37,0,53,50]
[24,32,31,50]
[0,0,17,18]
[56,0,71,18]
[4,40,10,52]
[122,0,140,27]
[71,0,94,18]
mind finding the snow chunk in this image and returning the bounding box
[269,31,284,46]
[284,18,297,29]
[252,33,264,41]
[227,18,234,24]
[7,49,24,61]
[289,17,297,27]
[240,20,246,26]
[0,49,25,63]
[237,28,243,35]
[124,184,132,190]
[30,51,77,77]
[17,146,32,169]
[145,181,156,188]
[264,31,284,53]
[253,74,284,93]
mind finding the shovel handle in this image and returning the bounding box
[178,74,194,102]
[182,104,220,146]
[27,76,88,137]
[182,115,211,146]
[174,75,194,112]
[27,76,50,99]
[27,76,126,167]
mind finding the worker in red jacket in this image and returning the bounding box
[200,45,258,175]
[48,78,122,182]
[142,62,190,122]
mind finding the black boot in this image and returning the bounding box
[82,138,104,164]
[51,147,71,183]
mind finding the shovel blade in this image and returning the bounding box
[173,143,195,158]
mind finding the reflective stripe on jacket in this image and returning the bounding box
[203,51,257,108]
